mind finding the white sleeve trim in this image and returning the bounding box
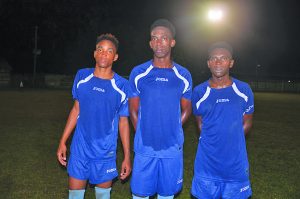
[111,78,126,103]
[196,86,211,109]
[77,73,94,89]
[232,82,248,102]
[172,66,190,94]
[134,65,153,93]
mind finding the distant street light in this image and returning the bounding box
[208,9,223,22]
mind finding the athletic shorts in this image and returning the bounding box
[67,154,118,185]
[191,177,252,199]
[130,153,183,197]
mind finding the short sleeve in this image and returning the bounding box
[72,71,80,100]
[244,85,254,114]
[128,68,140,98]
[192,87,201,116]
[118,81,130,117]
[182,70,193,100]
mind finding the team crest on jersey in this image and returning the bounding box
[216,98,230,103]
[93,87,105,93]
[155,77,169,82]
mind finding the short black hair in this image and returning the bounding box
[96,33,119,51]
[208,41,233,57]
[150,18,176,38]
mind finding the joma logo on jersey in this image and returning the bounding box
[93,87,105,92]
[106,168,116,173]
[240,185,250,192]
[245,105,254,113]
[177,179,183,184]
[216,98,230,103]
[155,77,168,82]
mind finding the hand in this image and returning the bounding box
[119,158,131,180]
[57,143,67,166]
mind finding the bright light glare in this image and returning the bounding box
[208,9,223,22]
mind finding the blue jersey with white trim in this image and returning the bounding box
[129,60,192,158]
[192,78,254,182]
[71,68,129,161]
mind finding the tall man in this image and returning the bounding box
[129,19,193,199]
[57,33,131,199]
[191,42,254,199]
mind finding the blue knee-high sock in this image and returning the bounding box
[157,194,174,199]
[132,195,149,199]
[95,187,111,199]
[69,189,85,199]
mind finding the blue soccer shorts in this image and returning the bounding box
[67,154,118,185]
[191,177,252,199]
[130,153,183,197]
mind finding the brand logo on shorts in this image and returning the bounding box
[240,185,250,192]
[155,77,168,82]
[93,87,105,92]
[106,168,116,173]
[177,179,183,184]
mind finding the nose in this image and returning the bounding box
[155,38,163,46]
[100,50,109,57]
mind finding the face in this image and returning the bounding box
[207,48,234,79]
[94,40,118,68]
[149,26,176,59]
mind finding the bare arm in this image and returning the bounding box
[195,116,202,135]
[243,114,253,135]
[118,116,131,180]
[181,98,192,124]
[129,97,140,130]
[57,100,79,166]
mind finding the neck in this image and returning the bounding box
[94,66,114,79]
[209,76,232,89]
[152,57,173,68]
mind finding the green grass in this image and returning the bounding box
[0,90,299,198]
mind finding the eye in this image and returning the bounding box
[209,57,217,62]
[96,47,102,52]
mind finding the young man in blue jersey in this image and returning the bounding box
[191,41,254,199]
[57,33,131,199]
[129,19,193,199]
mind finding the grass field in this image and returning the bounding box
[0,90,299,199]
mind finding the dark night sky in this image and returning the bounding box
[1,0,300,81]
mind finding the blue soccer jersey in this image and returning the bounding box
[192,78,254,182]
[70,68,129,161]
[129,60,192,158]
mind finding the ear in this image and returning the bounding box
[113,53,119,62]
[207,60,211,68]
[229,60,234,68]
[93,50,97,59]
[149,40,153,49]
[170,39,176,47]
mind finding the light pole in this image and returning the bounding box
[256,64,261,90]
[32,25,41,86]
